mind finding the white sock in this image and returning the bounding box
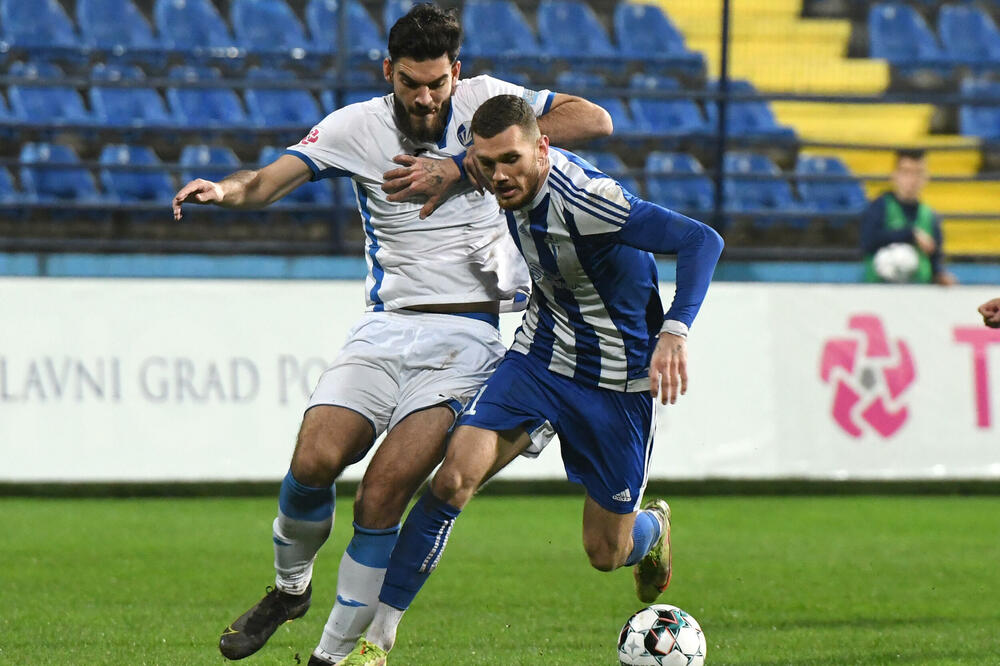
[316,551,387,660]
[366,602,406,652]
[273,510,333,594]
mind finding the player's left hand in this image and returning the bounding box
[649,333,687,405]
[382,154,459,219]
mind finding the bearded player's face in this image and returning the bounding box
[384,55,460,144]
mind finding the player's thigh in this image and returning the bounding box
[290,405,376,486]
[581,493,636,564]
[353,404,455,528]
[431,425,529,507]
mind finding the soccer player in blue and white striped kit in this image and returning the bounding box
[338,94,724,665]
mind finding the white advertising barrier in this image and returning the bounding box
[1,278,998,481]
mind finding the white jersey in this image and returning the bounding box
[286,76,554,312]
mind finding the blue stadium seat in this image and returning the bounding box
[383,0,416,34]
[555,71,638,135]
[705,80,795,139]
[868,3,944,64]
[628,74,708,137]
[320,87,388,110]
[0,167,20,203]
[537,1,616,59]
[959,77,1000,139]
[612,1,703,71]
[154,0,238,51]
[230,0,312,56]
[245,67,322,128]
[260,146,335,207]
[644,152,713,215]
[795,155,866,223]
[724,152,803,227]
[8,62,93,126]
[180,144,241,184]
[77,0,161,52]
[0,0,79,52]
[167,65,251,127]
[461,0,541,59]
[99,144,175,204]
[573,150,641,196]
[306,0,384,59]
[89,63,174,128]
[938,4,1000,64]
[20,143,101,202]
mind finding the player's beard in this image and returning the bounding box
[393,95,451,144]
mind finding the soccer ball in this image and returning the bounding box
[617,604,706,666]
[873,242,920,283]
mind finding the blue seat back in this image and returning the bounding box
[613,1,687,56]
[99,144,175,202]
[629,74,705,134]
[723,152,794,211]
[868,3,941,61]
[89,63,172,127]
[1,0,79,49]
[306,0,384,56]
[461,0,540,57]
[8,62,91,124]
[537,1,615,58]
[245,69,321,126]
[959,78,1000,139]
[154,0,236,49]
[556,71,635,132]
[939,4,1000,60]
[383,0,417,34]
[705,80,785,136]
[644,152,713,212]
[77,0,160,49]
[796,155,866,212]
[0,167,18,203]
[573,150,641,196]
[180,144,241,182]
[20,142,100,201]
[167,65,249,126]
[231,0,311,52]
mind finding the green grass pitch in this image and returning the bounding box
[2,494,999,665]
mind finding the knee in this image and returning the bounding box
[290,429,343,487]
[430,464,476,508]
[583,537,627,573]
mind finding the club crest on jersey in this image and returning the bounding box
[300,128,320,145]
[456,123,473,147]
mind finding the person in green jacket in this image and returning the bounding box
[860,149,957,285]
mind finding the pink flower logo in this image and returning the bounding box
[820,315,916,438]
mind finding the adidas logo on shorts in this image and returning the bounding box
[612,488,632,502]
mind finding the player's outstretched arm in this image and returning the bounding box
[172,154,312,220]
[979,298,1000,328]
[537,94,614,146]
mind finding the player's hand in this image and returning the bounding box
[172,179,224,221]
[913,228,936,254]
[649,333,687,405]
[382,154,459,219]
[463,145,492,195]
[979,298,1000,328]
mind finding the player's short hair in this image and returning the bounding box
[470,95,540,141]
[387,3,461,63]
[895,148,926,164]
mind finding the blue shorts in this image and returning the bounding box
[458,351,655,513]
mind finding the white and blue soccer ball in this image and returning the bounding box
[873,242,920,283]
[617,604,706,666]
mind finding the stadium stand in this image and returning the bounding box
[723,152,805,228]
[960,78,1000,140]
[574,149,643,196]
[20,143,101,203]
[153,0,238,52]
[99,144,175,205]
[305,0,385,59]
[8,61,93,126]
[461,0,542,60]
[1,0,80,53]
[245,67,322,128]
[795,154,868,224]
[166,65,252,127]
[536,0,617,60]
[76,0,162,53]
[89,63,175,128]
[937,3,1000,65]
[628,74,710,137]
[230,0,313,58]
[644,151,714,216]
[868,3,945,65]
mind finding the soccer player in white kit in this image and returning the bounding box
[170,5,612,664]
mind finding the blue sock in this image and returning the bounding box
[278,469,335,522]
[346,522,400,569]
[378,490,462,610]
[625,509,662,567]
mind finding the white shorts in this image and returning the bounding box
[307,309,506,455]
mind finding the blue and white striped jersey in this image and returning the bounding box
[505,148,723,392]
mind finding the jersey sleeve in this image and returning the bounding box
[556,171,634,236]
[463,75,555,117]
[614,195,725,331]
[283,104,368,181]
